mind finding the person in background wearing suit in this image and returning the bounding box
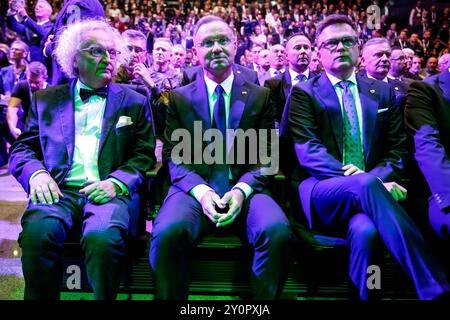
[256,49,271,86]
[287,14,450,300]
[8,19,155,300]
[405,69,450,240]
[150,15,292,300]
[42,0,105,85]
[6,0,53,64]
[360,38,409,97]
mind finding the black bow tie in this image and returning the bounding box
[79,87,108,103]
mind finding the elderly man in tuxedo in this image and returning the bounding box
[9,19,155,300]
[287,14,450,300]
[150,15,292,300]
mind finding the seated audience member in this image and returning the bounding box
[287,14,450,300]
[6,0,53,63]
[309,50,323,75]
[150,15,292,300]
[405,69,450,239]
[406,55,423,81]
[7,61,48,140]
[171,45,187,74]
[8,19,155,300]
[268,44,286,78]
[420,56,440,79]
[256,49,271,86]
[0,40,28,106]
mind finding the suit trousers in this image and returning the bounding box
[18,188,131,300]
[310,173,450,300]
[149,186,293,300]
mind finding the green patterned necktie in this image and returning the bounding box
[338,80,365,170]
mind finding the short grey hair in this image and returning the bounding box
[122,29,148,42]
[55,19,130,78]
[362,37,391,57]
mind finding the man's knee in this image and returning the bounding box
[81,227,125,253]
[354,174,382,192]
[152,219,193,246]
[348,214,379,250]
[19,215,65,251]
[253,220,292,248]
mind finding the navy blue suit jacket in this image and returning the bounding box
[405,71,450,211]
[288,73,408,228]
[163,74,275,198]
[9,80,156,196]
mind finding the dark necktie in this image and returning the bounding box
[296,74,307,82]
[274,70,282,76]
[338,80,365,170]
[210,85,229,196]
[79,87,108,104]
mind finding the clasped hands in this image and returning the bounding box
[342,164,407,202]
[30,172,119,205]
[200,189,245,228]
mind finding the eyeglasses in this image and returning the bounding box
[318,37,358,51]
[127,45,146,54]
[80,46,121,59]
[198,37,232,49]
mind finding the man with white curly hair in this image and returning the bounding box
[9,19,156,300]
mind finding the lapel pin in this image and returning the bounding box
[394,87,399,91]
[237,70,241,74]
[242,91,247,96]
[370,89,375,94]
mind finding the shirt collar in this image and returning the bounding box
[325,70,357,87]
[387,74,401,81]
[204,71,234,98]
[367,72,388,83]
[37,19,50,25]
[289,68,310,81]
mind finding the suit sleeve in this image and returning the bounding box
[24,17,53,38]
[7,15,26,36]
[368,86,408,182]
[163,90,209,194]
[107,97,156,195]
[405,80,450,210]
[9,92,47,194]
[288,86,346,180]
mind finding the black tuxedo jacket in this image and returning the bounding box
[9,80,156,195]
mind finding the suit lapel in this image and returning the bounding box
[192,76,212,130]
[98,83,125,158]
[314,73,343,157]
[357,75,378,162]
[282,70,292,100]
[56,80,75,164]
[228,76,249,155]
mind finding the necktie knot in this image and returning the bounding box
[215,84,224,97]
[297,74,307,82]
[338,80,352,90]
[79,87,108,103]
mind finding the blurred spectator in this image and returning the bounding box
[420,56,440,79]
[406,55,423,81]
[171,45,186,74]
[309,50,323,75]
[6,0,53,63]
[0,40,28,106]
[268,44,286,77]
[438,53,450,72]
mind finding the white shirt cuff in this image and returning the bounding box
[29,169,49,186]
[190,184,214,203]
[233,182,253,199]
[108,177,129,196]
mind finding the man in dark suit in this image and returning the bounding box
[181,63,260,86]
[9,20,155,300]
[150,15,292,300]
[6,0,53,64]
[287,14,450,300]
[405,71,450,239]
[42,0,105,85]
[359,38,409,98]
[264,33,317,177]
